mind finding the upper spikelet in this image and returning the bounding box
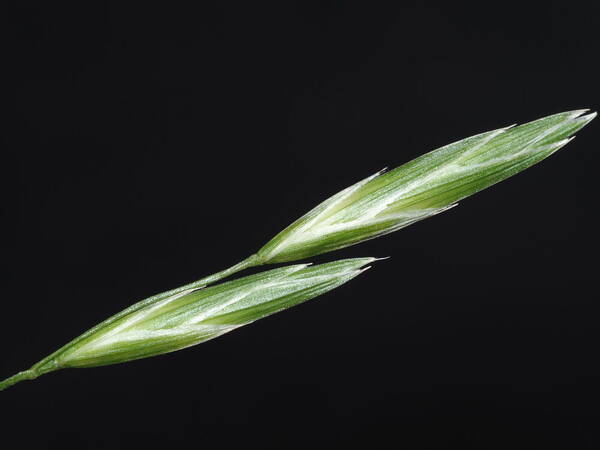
[257,110,596,263]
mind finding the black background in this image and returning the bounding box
[5,2,600,449]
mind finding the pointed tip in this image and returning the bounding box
[543,136,576,154]
[557,136,575,147]
[552,135,575,145]
[372,256,391,262]
[356,256,387,266]
[568,110,597,129]
[349,256,388,271]
[485,125,514,139]
[357,265,373,275]
[567,108,590,119]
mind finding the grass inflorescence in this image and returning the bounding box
[1,109,595,391]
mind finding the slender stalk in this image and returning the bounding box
[0,254,262,391]
[165,254,262,292]
[0,371,38,391]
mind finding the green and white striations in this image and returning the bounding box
[1,109,595,391]
[0,258,375,390]
[257,110,596,263]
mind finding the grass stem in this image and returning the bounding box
[0,370,38,391]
